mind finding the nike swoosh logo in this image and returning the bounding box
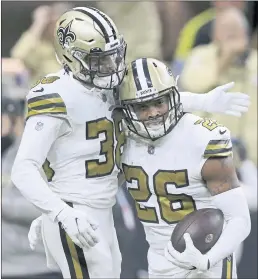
[33,87,44,93]
[219,129,227,135]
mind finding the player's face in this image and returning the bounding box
[84,44,126,77]
[89,56,118,76]
[132,96,169,126]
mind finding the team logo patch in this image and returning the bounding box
[35,122,44,131]
[57,20,76,49]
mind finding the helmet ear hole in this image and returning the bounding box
[153,62,157,67]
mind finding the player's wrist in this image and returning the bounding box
[55,204,71,223]
[180,92,205,112]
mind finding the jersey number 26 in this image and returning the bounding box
[122,164,196,224]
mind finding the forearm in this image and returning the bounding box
[11,115,68,221]
[180,91,207,112]
[12,159,66,221]
[206,188,251,267]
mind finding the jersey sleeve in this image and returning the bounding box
[11,115,68,221]
[203,128,233,158]
[25,74,68,121]
[192,117,233,159]
[193,117,233,174]
[26,92,67,120]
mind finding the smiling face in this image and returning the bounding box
[132,95,170,126]
[119,58,184,140]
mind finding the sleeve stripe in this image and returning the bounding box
[205,143,231,152]
[26,108,67,119]
[26,93,67,119]
[204,147,233,158]
[204,138,233,158]
[207,140,229,145]
[28,102,66,111]
[28,97,64,109]
[205,140,232,152]
[27,93,61,104]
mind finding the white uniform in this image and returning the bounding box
[122,113,237,278]
[22,70,125,278]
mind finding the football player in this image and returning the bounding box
[116,58,250,278]
[11,7,127,278]
[12,7,250,279]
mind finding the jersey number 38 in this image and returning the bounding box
[85,113,125,178]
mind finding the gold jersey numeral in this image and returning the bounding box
[123,164,158,223]
[194,118,222,131]
[85,116,126,178]
[154,170,196,224]
[42,159,55,182]
[85,118,115,178]
[122,164,196,224]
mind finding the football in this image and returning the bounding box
[171,208,224,254]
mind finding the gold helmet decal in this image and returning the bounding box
[57,20,76,49]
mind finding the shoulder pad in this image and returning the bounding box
[191,116,232,158]
[30,74,62,91]
[202,123,232,159]
[30,70,66,92]
[26,71,69,120]
[193,117,224,133]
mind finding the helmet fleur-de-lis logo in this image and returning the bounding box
[57,20,76,49]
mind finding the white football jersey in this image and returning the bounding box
[122,113,232,250]
[26,70,125,208]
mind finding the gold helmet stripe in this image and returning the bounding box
[132,58,153,91]
[73,7,116,43]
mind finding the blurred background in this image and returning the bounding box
[1,1,257,278]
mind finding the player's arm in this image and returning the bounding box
[165,128,251,271]
[180,82,250,117]
[11,115,69,221]
[201,155,251,268]
[12,92,99,249]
